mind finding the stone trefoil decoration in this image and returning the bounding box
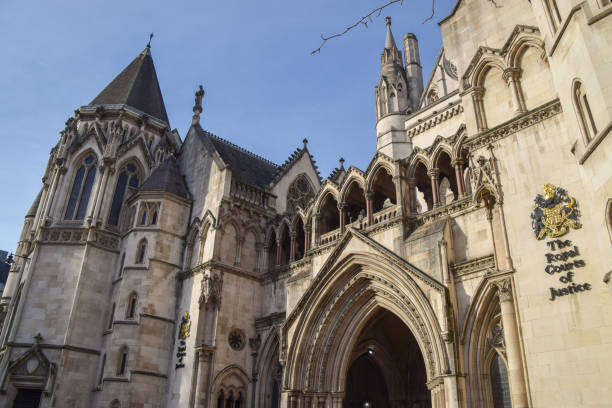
[531,184,581,240]
[175,312,191,369]
[531,185,590,301]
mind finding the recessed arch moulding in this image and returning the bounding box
[280,231,459,407]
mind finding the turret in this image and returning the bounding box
[403,33,424,111]
[375,17,411,160]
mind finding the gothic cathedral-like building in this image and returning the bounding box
[1,0,611,407]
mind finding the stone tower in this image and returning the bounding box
[375,17,412,160]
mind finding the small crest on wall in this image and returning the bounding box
[531,184,581,240]
[178,312,191,340]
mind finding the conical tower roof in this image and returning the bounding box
[90,45,169,124]
[384,16,398,50]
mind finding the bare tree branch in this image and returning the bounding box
[311,0,502,54]
[421,0,435,23]
[311,0,404,55]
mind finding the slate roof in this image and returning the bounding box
[139,160,190,199]
[90,46,169,124]
[202,130,280,189]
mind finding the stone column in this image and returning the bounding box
[339,205,347,233]
[452,160,466,197]
[407,178,417,216]
[276,239,282,266]
[428,169,440,207]
[304,226,311,252]
[313,214,321,246]
[289,232,297,262]
[90,158,113,225]
[486,206,500,270]
[503,68,526,115]
[330,393,343,408]
[471,87,487,132]
[366,192,374,225]
[193,346,215,408]
[495,278,528,407]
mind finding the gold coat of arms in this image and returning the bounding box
[531,184,581,240]
[178,312,191,340]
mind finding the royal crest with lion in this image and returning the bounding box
[531,184,581,240]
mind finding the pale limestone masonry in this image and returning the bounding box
[0,1,611,407]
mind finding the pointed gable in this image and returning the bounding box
[90,46,169,124]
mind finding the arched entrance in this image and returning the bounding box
[281,232,455,408]
[344,310,429,408]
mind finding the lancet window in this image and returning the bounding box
[108,163,140,226]
[64,155,97,220]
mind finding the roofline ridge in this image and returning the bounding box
[204,131,279,168]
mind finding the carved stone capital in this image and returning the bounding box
[427,168,440,179]
[502,67,522,83]
[494,277,513,302]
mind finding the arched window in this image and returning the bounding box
[151,210,158,225]
[108,163,140,226]
[108,303,115,330]
[117,347,128,376]
[235,392,243,408]
[217,392,224,408]
[97,354,106,387]
[573,81,598,143]
[543,0,562,32]
[139,209,148,226]
[126,293,138,319]
[226,392,234,408]
[136,240,147,264]
[64,154,97,220]
[271,381,280,408]
[490,353,511,408]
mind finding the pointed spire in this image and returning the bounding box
[90,43,169,124]
[384,17,397,50]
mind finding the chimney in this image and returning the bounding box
[403,33,424,112]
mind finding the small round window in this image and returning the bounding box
[228,329,245,351]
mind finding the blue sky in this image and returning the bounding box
[0,0,456,252]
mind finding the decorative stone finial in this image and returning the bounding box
[339,157,345,170]
[385,16,391,26]
[192,85,205,124]
[302,138,308,149]
[147,33,154,48]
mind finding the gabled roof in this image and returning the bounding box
[191,125,280,189]
[268,141,322,187]
[139,159,190,199]
[90,46,169,124]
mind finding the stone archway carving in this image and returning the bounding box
[281,230,452,406]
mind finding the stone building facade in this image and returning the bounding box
[1,0,611,407]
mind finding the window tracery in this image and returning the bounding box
[287,174,314,213]
[64,155,97,221]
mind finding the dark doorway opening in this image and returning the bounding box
[344,309,430,408]
[13,388,42,408]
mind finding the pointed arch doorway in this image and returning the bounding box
[344,309,429,408]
